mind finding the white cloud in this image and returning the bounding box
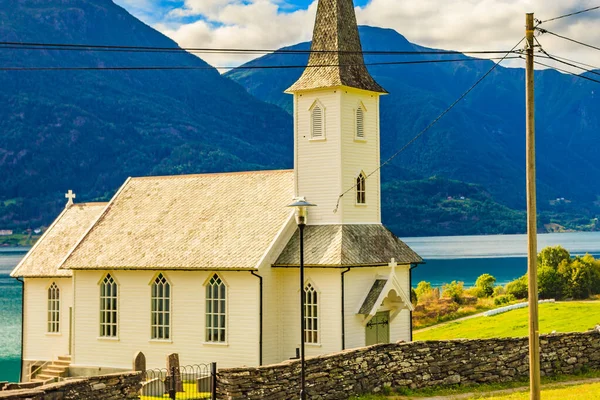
[125,0,600,73]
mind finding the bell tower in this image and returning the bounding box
[286,0,387,225]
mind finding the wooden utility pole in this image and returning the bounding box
[525,12,541,400]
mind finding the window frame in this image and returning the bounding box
[205,273,227,343]
[356,106,365,139]
[303,282,319,344]
[309,101,326,140]
[47,282,60,334]
[99,273,118,338]
[150,273,172,341]
[356,172,367,205]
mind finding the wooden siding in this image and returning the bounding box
[23,278,73,362]
[343,265,411,349]
[71,270,259,370]
[277,268,343,360]
[294,87,381,225]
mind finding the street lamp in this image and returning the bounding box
[287,197,316,400]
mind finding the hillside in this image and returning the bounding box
[226,26,600,219]
[0,0,292,229]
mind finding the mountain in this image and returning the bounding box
[226,26,600,218]
[0,0,292,229]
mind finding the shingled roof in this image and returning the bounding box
[286,0,386,93]
[61,170,295,271]
[10,203,107,278]
[273,225,422,267]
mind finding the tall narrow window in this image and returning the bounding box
[47,282,60,333]
[100,274,118,337]
[311,105,324,138]
[356,107,365,138]
[151,273,171,340]
[304,283,318,344]
[356,172,366,204]
[205,274,226,343]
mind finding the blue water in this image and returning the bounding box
[1,231,599,382]
[0,248,26,383]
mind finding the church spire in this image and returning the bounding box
[287,0,386,93]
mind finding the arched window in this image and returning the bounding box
[48,282,60,333]
[100,274,118,337]
[206,274,226,343]
[356,172,366,204]
[311,105,324,138]
[304,283,319,344]
[151,273,171,340]
[356,107,365,138]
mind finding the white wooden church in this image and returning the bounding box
[11,0,422,381]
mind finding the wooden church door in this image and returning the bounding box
[365,311,390,345]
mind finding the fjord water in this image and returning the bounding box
[0,232,599,382]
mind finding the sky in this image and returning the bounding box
[112,0,600,73]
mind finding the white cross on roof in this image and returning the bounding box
[65,190,76,207]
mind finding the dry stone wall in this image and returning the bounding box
[0,371,141,399]
[218,328,600,399]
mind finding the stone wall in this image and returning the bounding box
[218,327,600,399]
[0,371,141,399]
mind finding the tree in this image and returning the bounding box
[415,281,433,298]
[442,281,464,304]
[537,265,564,299]
[410,288,418,306]
[474,273,496,298]
[538,246,570,269]
[505,275,528,299]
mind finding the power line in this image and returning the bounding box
[332,38,526,213]
[0,40,517,56]
[535,51,600,77]
[543,53,600,71]
[532,59,600,84]
[536,28,600,53]
[538,5,600,24]
[0,56,522,71]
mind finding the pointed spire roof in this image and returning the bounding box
[287,0,386,93]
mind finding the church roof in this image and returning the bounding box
[60,170,295,271]
[10,202,107,278]
[286,0,386,93]
[273,224,422,267]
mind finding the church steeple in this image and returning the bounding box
[287,0,386,93]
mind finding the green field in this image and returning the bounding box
[468,381,600,399]
[414,301,600,341]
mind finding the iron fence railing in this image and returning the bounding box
[142,363,216,400]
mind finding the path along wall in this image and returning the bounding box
[0,371,141,399]
[218,327,600,399]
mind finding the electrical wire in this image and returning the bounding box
[0,56,522,71]
[536,53,600,77]
[332,37,526,214]
[532,58,600,84]
[0,40,517,56]
[537,28,600,53]
[538,5,600,24]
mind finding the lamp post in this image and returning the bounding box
[287,197,316,400]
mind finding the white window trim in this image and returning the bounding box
[99,273,118,339]
[47,282,60,334]
[356,172,367,205]
[309,100,326,140]
[205,273,227,344]
[303,281,320,345]
[150,272,172,341]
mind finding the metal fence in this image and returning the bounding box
[142,363,216,400]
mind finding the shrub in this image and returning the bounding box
[493,286,505,296]
[410,288,418,306]
[538,264,564,299]
[494,294,516,306]
[415,281,433,299]
[441,281,464,304]
[505,276,528,299]
[538,245,570,269]
[474,273,496,298]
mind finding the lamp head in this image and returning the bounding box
[287,197,316,226]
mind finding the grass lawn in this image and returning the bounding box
[414,301,600,341]
[139,382,209,400]
[468,381,600,399]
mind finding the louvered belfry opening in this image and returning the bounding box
[311,105,324,138]
[287,0,386,93]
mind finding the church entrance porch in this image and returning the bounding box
[365,311,390,345]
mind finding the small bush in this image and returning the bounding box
[441,281,464,304]
[493,286,505,296]
[505,276,528,299]
[410,288,418,306]
[494,294,516,306]
[474,273,496,298]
